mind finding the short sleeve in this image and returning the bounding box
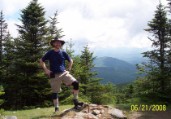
[62,51,71,62]
[42,51,50,62]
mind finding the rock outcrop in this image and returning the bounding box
[59,104,127,119]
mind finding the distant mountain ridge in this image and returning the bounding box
[93,57,137,84]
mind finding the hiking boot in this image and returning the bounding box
[73,99,84,109]
[55,107,59,112]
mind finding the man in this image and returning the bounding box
[40,37,83,112]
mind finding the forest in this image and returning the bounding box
[0,0,171,114]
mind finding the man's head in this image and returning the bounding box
[50,38,65,49]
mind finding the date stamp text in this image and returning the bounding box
[131,104,166,111]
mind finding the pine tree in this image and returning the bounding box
[46,11,64,50]
[65,39,74,57]
[3,33,15,73]
[0,85,5,114]
[0,11,8,110]
[0,11,8,63]
[167,0,171,12]
[48,11,64,39]
[143,3,169,95]
[79,45,101,103]
[6,0,51,108]
[0,11,8,84]
[167,0,171,70]
[80,45,96,85]
[2,34,22,109]
[167,0,171,95]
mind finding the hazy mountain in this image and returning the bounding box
[93,47,148,64]
[93,57,138,84]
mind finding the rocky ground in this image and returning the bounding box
[51,104,127,119]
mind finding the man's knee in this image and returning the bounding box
[72,81,79,90]
[52,93,58,99]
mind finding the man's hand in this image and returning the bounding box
[67,68,71,71]
[40,59,51,77]
[68,59,73,72]
[44,69,51,77]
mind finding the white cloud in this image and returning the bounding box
[6,20,20,37]
[0,0,168,55]
[129,33,152,48]
[57,0,158,50]
[0,0,29,17]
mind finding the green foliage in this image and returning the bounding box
[167,0,171,95]
[0,85,5,116]
[134,2,171,104]
[65,39,75,58]
[0,86,5,105]
[2,0,51,109]
[76,46,115,105]
[48,11,64,39]
[0,87,4,97]
[60,93,90,105]
[90,83,116,104]
[0,10,9,115]
[0,11,8,63]
[79,46,100,94]
[143,3,170,93]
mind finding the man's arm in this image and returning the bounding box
[39,59,51,76]
[67,59,73,71]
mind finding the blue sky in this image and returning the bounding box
[0,0,168,59]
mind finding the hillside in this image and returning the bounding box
[93,57,137,84]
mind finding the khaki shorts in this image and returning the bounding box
[49,71,76,93]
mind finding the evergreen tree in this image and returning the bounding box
[48,11,64,39]
[65,39,74,58]
[0,11,9,110]
[167,0,171,12]
[2,35,23,109]
[167,0,171,94]
[46,11,64,50]
[80,45,96,84]
[79,45,101,103]
[3,33,15,74]
[5,0,51,109]
[0,85,5,115]
[0,11,8,84]
[167,0,171,68]
[0,11,8,63]
[142,3,170,101]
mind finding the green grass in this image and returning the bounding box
[3,105,73,119]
